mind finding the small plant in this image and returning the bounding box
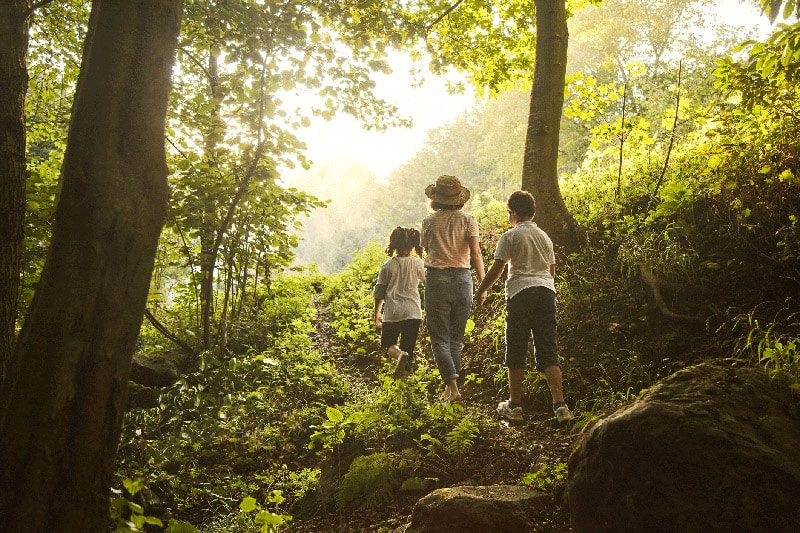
[110,478,169,532]
[308,406,350,450]
[308,406,381,451]
[336,453,396,510]
[238,493,292,533]
[740,310,800,383]
[444,414,481,456]
[520,462,569,490]
[757,329,800,381]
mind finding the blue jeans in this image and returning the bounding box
[424,268,473,383]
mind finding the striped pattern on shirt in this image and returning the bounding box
[421,210,479,269]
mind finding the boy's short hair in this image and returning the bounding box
[508,190,535,218]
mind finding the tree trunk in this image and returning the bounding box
[200,142,265,352]
[0,1,182,530]
[0,0,30,382]
[522,0,580,252]
[199,51,223,350]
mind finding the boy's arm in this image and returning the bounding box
[475,259,507,306]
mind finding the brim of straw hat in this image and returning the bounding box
[424,183,470,205]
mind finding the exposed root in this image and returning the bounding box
[639,263,708,325]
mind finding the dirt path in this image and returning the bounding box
[299,297,577,532]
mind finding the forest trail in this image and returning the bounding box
[301,295,579,531]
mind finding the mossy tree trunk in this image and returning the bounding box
[522,0,581,252]
[0,0,30,382]
[0,0,182,529]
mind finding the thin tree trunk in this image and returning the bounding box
[522,0,580,252]
[652,61,683,200]
[217,247,235,351]
[616,83,627,202]
[0,1,30,382]
[200,141,266,350]
[0,1,182,529]
[199,51,222,350]
[233,238,251,321]
[144,309,196,357]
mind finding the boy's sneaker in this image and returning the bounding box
[496,400,523,422]
[554,404,574,423]
[392,350,410,379]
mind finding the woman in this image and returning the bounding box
[421,175,485,401]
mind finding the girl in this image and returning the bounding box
[373,227,426,379]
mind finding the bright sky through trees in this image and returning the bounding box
[286,0,768,189]
[285,53,474,184]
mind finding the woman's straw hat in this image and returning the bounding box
[424,175,470,205]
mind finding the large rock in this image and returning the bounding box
[568,359,800,532]
[130,354,179,388]
[404,485,549,532]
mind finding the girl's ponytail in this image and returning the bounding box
[386,227,423,257]
[407,228,423,257]
[385,226,404,257]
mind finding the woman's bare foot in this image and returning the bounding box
[444,381,462,402]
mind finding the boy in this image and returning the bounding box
[475,190,573,423]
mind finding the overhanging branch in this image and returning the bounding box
[144,309,196,357]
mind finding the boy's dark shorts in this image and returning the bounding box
[381,319,422,357]
[505,286,559,371]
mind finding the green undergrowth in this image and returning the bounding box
[114,49,800,530]
[115,189,799,532]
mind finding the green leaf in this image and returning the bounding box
[464,319,475,336]
[256,511,284,525]
[326,406,344,423]
[239,496,258,513]
[144,516,164,526]
[165,519,199,533]
[123,477,145,497]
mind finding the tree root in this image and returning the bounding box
[639,263,708,325]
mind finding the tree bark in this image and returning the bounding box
[0,0,182,530]
[522,0,580,252]
[0,0,30,382]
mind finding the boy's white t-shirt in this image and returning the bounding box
[375,256,426,322]
[494,221,556,299]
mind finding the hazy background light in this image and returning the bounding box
[284,0,772,272]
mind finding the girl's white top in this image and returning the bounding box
[375,256,426,322]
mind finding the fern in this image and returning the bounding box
[444,415,480,457]
[336,453,396,510]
